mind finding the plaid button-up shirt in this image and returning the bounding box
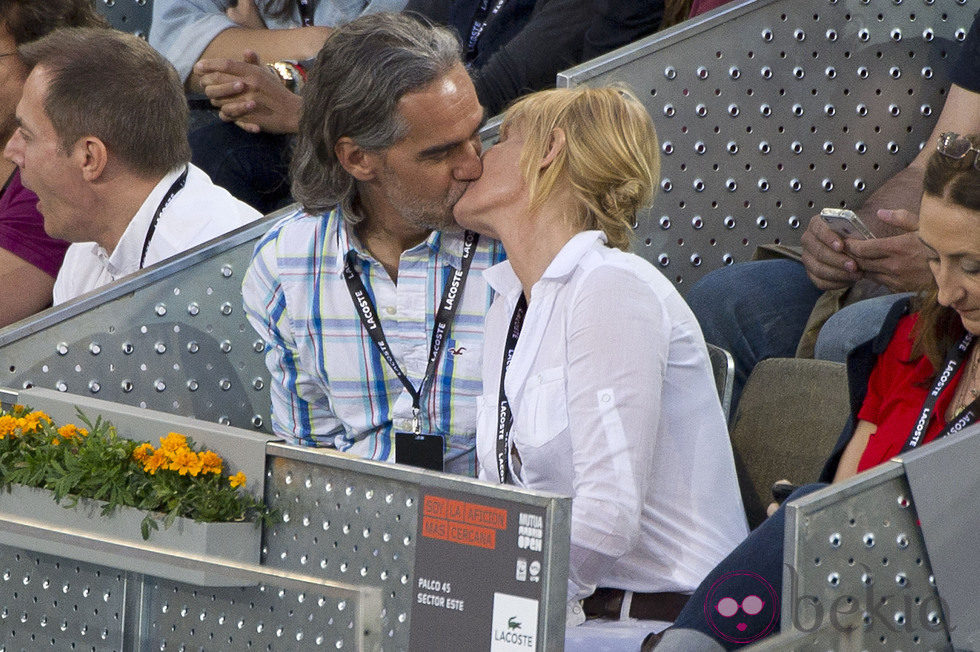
[242,206,505,476]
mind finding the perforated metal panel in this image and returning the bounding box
[782,462,950,650]
[559,0,974,291]
[97,0,153,38]
[0,216,280,434]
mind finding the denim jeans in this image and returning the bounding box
[685,260,824,415]
[814,292,914,363]
[189,118,293,215]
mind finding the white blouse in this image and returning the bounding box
[476,231,749,606]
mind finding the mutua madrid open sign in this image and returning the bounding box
[408,488,553,650]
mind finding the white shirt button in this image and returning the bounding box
[385,306,397,315]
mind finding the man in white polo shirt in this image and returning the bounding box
[3,27,260,304]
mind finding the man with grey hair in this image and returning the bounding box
[242,13,503,476]
[4,27,260,304]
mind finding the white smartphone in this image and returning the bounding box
[820,208,875,240]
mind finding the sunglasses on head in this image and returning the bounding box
[936,132,980,170]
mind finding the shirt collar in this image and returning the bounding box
[483,230,606,300]
[104,165,188,279]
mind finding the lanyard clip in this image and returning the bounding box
[412,407,421,435]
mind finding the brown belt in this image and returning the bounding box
[582,587,689,622]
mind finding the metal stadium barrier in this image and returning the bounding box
[557,0,974,291]
[0,388,571,651]
[97,0,153,38]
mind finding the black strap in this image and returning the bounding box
[495,293,527,483]
[901,333,978,452]
[466,0,508,56]
[344,230,480,433]
[297,0,314,26]
[139,166,189,269]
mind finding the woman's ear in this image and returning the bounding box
[539,128,566,169]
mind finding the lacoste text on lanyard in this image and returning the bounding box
[467,0,507,55]
[343,230,480,434]
[902,333,978,453]
[139,165,189,269]
[495,293,527,484]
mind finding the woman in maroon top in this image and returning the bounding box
[833,132,980,480]
[0,2,104,327]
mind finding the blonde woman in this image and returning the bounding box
[453,87,749,625]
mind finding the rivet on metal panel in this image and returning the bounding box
[221,264,233,278]
[726,179,738,192]
[253,377,265,390]
[861,572,873,585]
[854,179,866,191]
[761,66,772,79]
[187,302,200,316]
[693,178,705,192]
[154,342,167,354]
[858,28,869,42]
[922,29,934,43]
[825,66,837,80]
[691,216,703,229]
[897,494,910,508]
[824,103,836,116]
[857,66,869,79]
[955,28,967,42]
[187,379,199,391]
[728,66,740,79]
[88,380,100,394]
[757,179,770,191]
[888,141,900,153]
[856,104,868,117]
[863,533,876,547]
[891,29,902,42]
[920,104,933,117]
[889,66,901,79]
[723,216,735,229]
[894,612,906,626]
[761,28,773,42]
[663,104,675,118]
[823,141,834,154]
[921,65,933,79]
[792,104,804,117]
[122,341,134,354]
[825,29,837,42]
[251,415,264,428]
[855,141,868,154]
[661,179,672,192]
[121,379,133,393]
[695,104,707,117]
[889,105,901,117]
[218,416,230,426]
[89,343,101,355]
[722,254,733,265]
[829,532,841,547]
[822,179,834,191]
[759,104,772,117]
[55,381,67,392]
[662,141,674,154]
[56,342,69,355]
[929,574,936,587]
[664,66,676,80]
[828,572,840,587]
[689,254,702,267]
[253,339,265,353]
[726,141,738,154]
[792,66,804,79]
[694,140,706,154]
[728,104,739,117]
[896,534,908,549]
[220,340,233,353]
[187,341,200,353]
[154,379,166,392]
[788,216,800,229]
[927,611,940,626]
[793,29,805,41]
[220,302,233,315]
[155,303,167,316]
[220,378,232,390]
[895,572,908,587]
[696,66,708,79]
[658,254,669,267]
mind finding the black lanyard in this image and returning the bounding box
[495,293,527,483]
[344,230,480,433]
[902,333,978,453]
[466,0,507,56]
[139,166,188,269]
[297,0,314,26]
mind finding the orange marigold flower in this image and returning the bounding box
[0,414,17,439]
[132,443,154,463]
[229,472,246,489]
[58,424,84,440]
[143,449,167,475]
[51,437,60,446]
[200,451,223,475]
[160,432,188,454]
[170,448,203,476]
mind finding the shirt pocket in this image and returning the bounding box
[513,365,569,449]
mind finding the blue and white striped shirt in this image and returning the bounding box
[242,206,505,476]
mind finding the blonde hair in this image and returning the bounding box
[502,85,660,250]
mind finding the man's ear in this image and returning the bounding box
[539,128,565,170]
[335,136,380,182]
[75,136,107,182]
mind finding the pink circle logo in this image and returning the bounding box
[703,571,779,644]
